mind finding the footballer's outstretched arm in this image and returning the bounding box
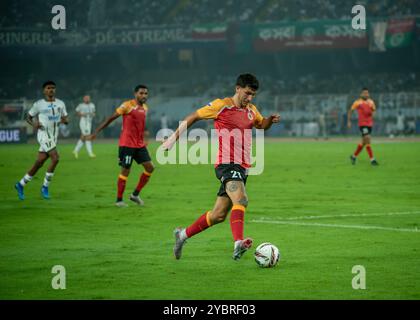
[163,111,201,150]
[90,112,120,140]
[256,114,281,130]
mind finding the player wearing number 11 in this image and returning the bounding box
[90,85,155,207]
[347,88,379,166]
[163,74,280,261]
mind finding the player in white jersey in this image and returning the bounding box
[73,95,96,158]
[14,81,69,200]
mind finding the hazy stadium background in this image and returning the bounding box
[0,0,420,141]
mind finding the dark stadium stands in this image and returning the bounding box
[1,0,419,28]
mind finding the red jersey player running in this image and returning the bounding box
[347,88,379,166]
[163,74,280,261]
[90,85,154,207]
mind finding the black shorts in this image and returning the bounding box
[359,126,372,136]
[215,163,248,197]
[118,146,151,169]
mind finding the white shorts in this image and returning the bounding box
[37,130,57,153]
[80,121,92,136]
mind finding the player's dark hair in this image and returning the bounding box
[236,74,259,90]
[362,87,369,91]
[134,84,148,92]
[42,80,56,88]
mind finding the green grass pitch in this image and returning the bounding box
[1,139,420,299]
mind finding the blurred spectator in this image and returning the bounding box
[396,110,406,135]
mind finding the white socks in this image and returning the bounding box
[85,140,94,156]
[75,139,94,156]
[19,173,54,188]
[43,172,54,187]
[19,174,33,186]
[74,139,84,153]
[180,229,188,241]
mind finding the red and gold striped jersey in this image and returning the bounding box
[197,97,264,168]
[116,99,148,148]
[351,98,376,127]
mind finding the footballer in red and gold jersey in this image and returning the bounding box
[347,88,379,166]
[196,97,264,169]
[163,74,280,261]
[91,85,154,206]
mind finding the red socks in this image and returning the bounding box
[117,174,127,201]
[186,211,211,238]
[366,144,374,159]
[118,171,152,201]
[133,171,152,196]
[354,143,375,160]
[354,143,364,157]
[230,205,245,241]
[184,205,246,241]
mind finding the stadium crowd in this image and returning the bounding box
[1,0,419,28]
[174,72,420,98]
[1,71,418,101]
[263,0,419,22]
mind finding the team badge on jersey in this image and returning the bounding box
[247,111,254,120]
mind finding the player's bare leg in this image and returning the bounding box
[208,196,232,224]
[45,149,59,173]
[15,152,49,200]
[28,152,49,176]
[41,149,60,199]
[174,196,232,260]
[225,181,253,260]
[116,167,130,207]
[130,161,155,206]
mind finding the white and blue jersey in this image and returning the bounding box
[75,102,95,135]
[28,98,67,152]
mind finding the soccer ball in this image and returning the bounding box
[254,243,280,268]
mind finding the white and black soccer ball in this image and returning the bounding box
[254,243,280,268]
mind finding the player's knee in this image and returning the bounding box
[146,164,155,173]
[237,196,248,208]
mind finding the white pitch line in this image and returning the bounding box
[255,211,420,221]
[251,219,420,233]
